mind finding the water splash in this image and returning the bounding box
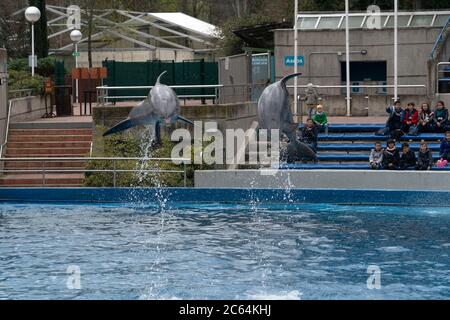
[132,125,172,299]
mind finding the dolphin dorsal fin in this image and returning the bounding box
[155,71,168,85]
[280,73,302,88]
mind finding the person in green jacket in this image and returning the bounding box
[312,105,329,135]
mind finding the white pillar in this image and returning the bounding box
[345,0,351,116]
[75,42,79,103]
[394,0,398,101]
[31,23,35,77]
[293,0,299,120]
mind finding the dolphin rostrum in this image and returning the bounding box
[258,73,317,162]
[103,71,194,138]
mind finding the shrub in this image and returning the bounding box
[84,126,210,188]
[8,70,44,94]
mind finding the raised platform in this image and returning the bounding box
[194,169,450,192]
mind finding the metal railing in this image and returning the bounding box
[430,16,450,61]
[436,62,450,95]
[288,84,427,97]
[0,157,190,187]
[8,89,35,99]
[97,84,224,105]
[0,100,13,158]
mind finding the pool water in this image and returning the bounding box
[0,203,449,300]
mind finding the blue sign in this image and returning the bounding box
[284,56,304,66]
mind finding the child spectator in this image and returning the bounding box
[377,101,404,138]
[400,142,417,170]
[439,131,450,161]
[382,139,400,170]
[369,142,384,169]
[304,83,319,118]
[418,102,434,133]
[301,118,319,152]
[402,102,419,135]
[433,101,449,133]
[416,141,433,171]
[312,104,329,135]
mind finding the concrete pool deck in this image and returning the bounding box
[194,169,450,191]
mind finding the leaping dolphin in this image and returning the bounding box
[258,73,317,162]
[103,71,194,139]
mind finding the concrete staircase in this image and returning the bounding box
[0,124,92,187]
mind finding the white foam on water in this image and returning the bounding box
[246,290,302,300]
[376,246,411,253]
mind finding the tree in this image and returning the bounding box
[29,0,49,58]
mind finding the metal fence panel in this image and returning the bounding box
[103,60,218,101]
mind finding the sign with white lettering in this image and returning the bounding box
[284,56,304,66]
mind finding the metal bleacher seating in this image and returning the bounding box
[281,124,449,171]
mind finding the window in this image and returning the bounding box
[299,17,318,29]
[410,15,433,27]
[385,15,411,27]
[434,14,450,27]
[339,16,365,29]
[317,17,341,29]
[341,61,387,82]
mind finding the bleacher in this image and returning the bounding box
[280,124,449,171]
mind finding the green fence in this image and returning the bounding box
[102,60,218,100]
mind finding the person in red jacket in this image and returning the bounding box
[402,102,419,135]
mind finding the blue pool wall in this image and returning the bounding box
[0,188,449,206]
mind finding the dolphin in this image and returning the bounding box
[103,71,194,139]
[257,73,317,162]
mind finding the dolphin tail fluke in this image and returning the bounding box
[177,115,200,127]
[280,73,302,88]
[294,140,317,160]
[155,71,168,85]
[103,118,136,137]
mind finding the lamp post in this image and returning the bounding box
[70,29,82,103]
[25,6,41,77]
[394,0,398,101]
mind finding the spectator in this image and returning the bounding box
[416,141,433,171]
[402,102,419,135]
[382,139,400,170]
[304,83,319,119]
[301,118,319,152]
[432,101,449,133]
[400,142,417,170]
[312,104,329,135]
[369,142,384,170]
[377,100,404,138]
[439,131,450,161]
[418,102,434,133]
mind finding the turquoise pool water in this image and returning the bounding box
[0,203,449,300]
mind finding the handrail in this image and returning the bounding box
[287,84,426,89]
[0,157,190,161]
[0,157,191,187]
[7,89,35,99]
[0,100,13,158]
[96,84,224,105]
[429,16,450,61]
[97,85,224,90]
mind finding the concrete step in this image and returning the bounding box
[0,173,84,186]
[7,142,92,148]
[9,129,93,136]
[6,148,90,156]
[8,135,92,142]
[4,161,87,169]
